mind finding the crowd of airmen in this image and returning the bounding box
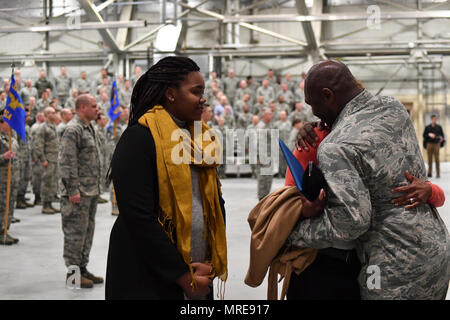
[0,66,134,245]
[200,68,318,200]
[0,65,317,245]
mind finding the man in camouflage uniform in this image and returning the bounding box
[56,108,74,140]
[16,108,33,209]
[246,115,259,178]
[255,108,276,200]
[234,80,254,106]
[54,66,72,106]
[288,101,309,123]
[34,70,53,98]
[35,107,60,214]
[0,113,20,245]
[30,112,45,205]
[288,60,449,300]
[212,117,227,179]
[237,104,253,130]
[119,80,132,109]
[36,90,51,113]
[94,113,109,199]
[65,89,78,110]
[59,94,103,288]
[256,79,275,104]
[223,70,239,104]
[274,110,291,178]
[75,71,91,94]
[201,105,214,128]
[105,109,125,215]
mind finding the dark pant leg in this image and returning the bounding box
[432,143,440,176]
[426,144,434,175]
[287,253,361,300]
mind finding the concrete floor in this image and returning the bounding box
[0,164,449,300]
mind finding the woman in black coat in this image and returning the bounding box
[105,57,227,300]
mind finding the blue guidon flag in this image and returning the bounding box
[2,74,26,142]
[107,80,122,131]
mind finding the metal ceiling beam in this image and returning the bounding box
[377,0,416,11]
[178,1,307,47]
[295,0,318,50]
[122,0,211,51]
[321,20,391,45]
[78,0,121,53]
[116,0,134,48]
[222,10,450,23]
[295,0,324,62]
[0,20,147,33]
[95,0,116,13]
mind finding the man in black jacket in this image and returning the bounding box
[423,115,445,178]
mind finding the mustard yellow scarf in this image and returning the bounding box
[138,105,228,287]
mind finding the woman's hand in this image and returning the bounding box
[176,262,214,299]
[192,262,214,278]
[392,170,432,210]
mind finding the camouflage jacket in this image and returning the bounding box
[0,130,19,169]
[54,75,72,96]
[274,120,292,142]
[58,115,101,197]
[255,121,276,168]
[17,125,31,161]
[288,90,449,299]
[34,121,59,163]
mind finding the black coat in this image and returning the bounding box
[423,123,445,148]
[105,124,226,300]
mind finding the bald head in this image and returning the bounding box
[61,108,74,123]
[43,106,55,117]
[75,94,93,110]
[44,107,57,124]
[261,107,273,124]
[305,60,363,126]
[75,94,99,123]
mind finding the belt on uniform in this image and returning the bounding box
[318,247,358,264]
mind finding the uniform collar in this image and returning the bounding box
[46,121,56,129]
[74,114,92,129]
[331,89,373,131]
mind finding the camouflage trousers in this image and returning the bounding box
[0,164,19,232]
[32,162,42,195]
[218,164,226,178]
[278,154,287,178]
[41,162,58,203]
[57,94,69,106]
[18,155,31,197]
[61,195,99,268]
[100,153,109,193]
[256,165,273,200]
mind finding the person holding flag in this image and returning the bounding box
[107,80,122,132]
[107,80,122,216]
[1,70,26,245]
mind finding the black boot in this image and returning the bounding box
[16,195,27,209]
[34,194,41,206]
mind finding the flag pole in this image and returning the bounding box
[3,63,14,241]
